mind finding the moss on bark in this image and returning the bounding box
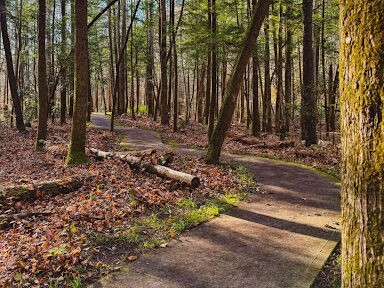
[340,1,384,287]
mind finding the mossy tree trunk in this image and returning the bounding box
[35,0,49,150]
[340,1,384,287]
[205,0,272,164]
[66,0,89,165]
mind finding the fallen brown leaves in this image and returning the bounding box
[0,122,246,287]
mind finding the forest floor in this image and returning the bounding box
[117,114,341,179]
[0,114,342,288]
[0,122,252,287]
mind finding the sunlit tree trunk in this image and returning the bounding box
[205,0,272,163]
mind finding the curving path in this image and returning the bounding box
[90,114,340,288]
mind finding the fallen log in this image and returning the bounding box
[233,135,295,149]
[89,148,200,188]
[0,211,52,230]
[0,176,86,202]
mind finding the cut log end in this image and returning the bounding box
[190,177,200,188]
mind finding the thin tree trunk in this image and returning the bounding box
[321,0,328,136]
[60,0,67,125]
[108,8,115,116]
[264,10,272,132]
[0,0,25,132]
[283,2,292,138]
[274,4,283,135]
[36,0,49,150]
[205,0,212,125]
[69,0,74,117]
[205,0,272,163]
[208,0,217,139]
[160,0,168,124]
[145,0,155,116]
[251,42,260,137]
[302,0,317,146]
[330,64,338,132]
[197,61,206,123]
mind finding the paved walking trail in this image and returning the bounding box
[90,114,341,288]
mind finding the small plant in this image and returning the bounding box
[166,140,179,148]
[332,275,341,288]
[137,105,148,115]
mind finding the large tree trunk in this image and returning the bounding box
[35,0,49,150]
[340,1,384,287]
[66,0,89,165]
[302,0,317,146]
[0,0,25,132]
[205,0,272,164]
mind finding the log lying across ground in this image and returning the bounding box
[89,148,200,188]
[0,176,86,202]
[0,212,52,230]
[232,136,295,149]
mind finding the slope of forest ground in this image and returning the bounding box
[0,123,254,287]
[117,114,341,179]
